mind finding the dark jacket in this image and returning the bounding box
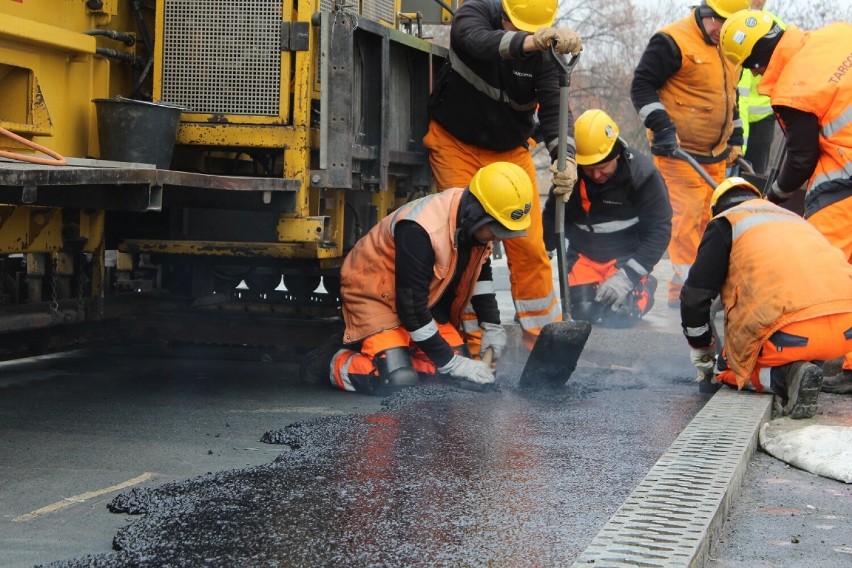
[428,0,572,160]
[542,148,672,283]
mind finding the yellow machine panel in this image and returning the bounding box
[0,0,447,358]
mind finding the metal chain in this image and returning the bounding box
[77,253,85,320]
[50,255,59,312]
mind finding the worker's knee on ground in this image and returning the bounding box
[374,347,419,389]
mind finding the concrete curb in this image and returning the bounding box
[572,388,772,567]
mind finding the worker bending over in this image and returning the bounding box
[542,109,672,327]
[328,162,532,394]
[681,178,852,419]
[631,0,748,307]
[720,9,852,391]
[424,0,582,350]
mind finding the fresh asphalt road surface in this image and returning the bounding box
[0,257,848,567]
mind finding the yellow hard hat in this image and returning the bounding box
[574,109,620,166]
[704,0,750,19]
[469,162,533,232]
[720,10,777,66]
[710,176,761,215]
[501,0,557,33]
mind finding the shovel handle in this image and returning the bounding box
[672,148,718,190]
[548,46,580,321]
[735,156,755,175]
[481,347,494,368]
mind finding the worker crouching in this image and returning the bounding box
[326,162,533,394]
[542,109,672,328]
[680,178,852,419]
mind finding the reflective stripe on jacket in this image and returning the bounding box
[340,188,490,343]
[542,148,672,274]
[760,24,852,191]
[651,15,739,157]
[719,200,852,387]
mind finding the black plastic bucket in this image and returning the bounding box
[92,97,184,169]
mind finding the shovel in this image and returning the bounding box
[519,47,591,389]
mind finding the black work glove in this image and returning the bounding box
[767,181,791,204]
[651,126,678,157]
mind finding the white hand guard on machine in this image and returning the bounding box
[594,268,634,311]
[438,355,495,385]
[549,157,577,203]
[479,322,507,360]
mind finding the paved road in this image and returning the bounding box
[0,257,848,567]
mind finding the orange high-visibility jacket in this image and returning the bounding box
[340,188,491,344]
[652,15,739,158]
[719,200,852,386]
[759,24,852,191]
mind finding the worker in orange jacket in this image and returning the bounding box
[720,10,852,391]
[323,162,533,394]
[631,0,748,308]
[424,0,583,350]
[681,178,852,418]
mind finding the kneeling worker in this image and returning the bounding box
[542,109,672,327]
[681,178,852,418]
[330,161,533,394]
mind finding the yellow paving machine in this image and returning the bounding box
[0,0,450,358]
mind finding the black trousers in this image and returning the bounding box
[744,116,776,175]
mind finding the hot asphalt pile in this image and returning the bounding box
[40,333,708,567]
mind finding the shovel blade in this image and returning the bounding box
[519,320,592,388]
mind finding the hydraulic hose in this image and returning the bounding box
[95,47,145,67]
[84,29,136,46]
[0,126,67,166]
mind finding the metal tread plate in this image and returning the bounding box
[573,388,773,567]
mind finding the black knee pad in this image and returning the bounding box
[374,347,419,389]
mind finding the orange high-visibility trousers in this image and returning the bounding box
[807,194,852,371]
[653,156,726,306]
[568,255,655,317]
[716,312,852,392]
[423,120,560,351]
[331,323,465,393]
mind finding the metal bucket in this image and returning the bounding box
[92,97,184,169]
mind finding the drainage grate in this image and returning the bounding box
[573,388,772,567]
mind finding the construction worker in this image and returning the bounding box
[423,0,582,350]
[325,162,533,394]
[720,10,852,388]
[735,0,780,175]
[631,0,748,308]
[541,109,672,327]
[681,178,852,418]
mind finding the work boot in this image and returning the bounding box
[643,275,657,314]
[821,369,852,394]
[769,361,823,419]
[299,333,345,386]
